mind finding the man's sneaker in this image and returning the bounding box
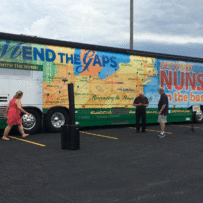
[157,133,165,138]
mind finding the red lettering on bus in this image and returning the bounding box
[197,73,203,91]
[174,71,184,90]
[186,64,193,72]
[160,70,172,90]
[161,62,170,70]
[160,62,164,69]
[174,63,180,70]
[185,72,196,91]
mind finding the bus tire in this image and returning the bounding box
[194,109,203,123]
[21,109,42,134]
[45,108,69,133]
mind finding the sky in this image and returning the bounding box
[0,0,203,58]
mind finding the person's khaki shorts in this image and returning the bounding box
[158,115,167,123]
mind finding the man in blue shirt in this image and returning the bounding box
[157,87,168,138]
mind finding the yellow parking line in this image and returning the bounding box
[80,131,118,140]
[8,136,46,147]
[146,129,172,134]
[171,124,203,129]
[128,127,173,134]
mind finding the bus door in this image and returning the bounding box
[0,68,10,119]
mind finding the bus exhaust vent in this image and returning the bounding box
[0,106,7,119]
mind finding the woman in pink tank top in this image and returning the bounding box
[2,91,30,141]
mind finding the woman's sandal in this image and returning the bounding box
[22,134,29,138]
[2,136,10,141]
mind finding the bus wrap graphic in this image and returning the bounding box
[159,59,203,108]
[1,39,203,111]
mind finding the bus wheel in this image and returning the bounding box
[194,110,203,123]
[45,108,69,133]
[21,109,42,134]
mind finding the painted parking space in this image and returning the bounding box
[1,123,203,203]
[8,135,46,147]
[128,127,173,134]
[170,124,203,129]
[80,131,118,140]
[3,122,202,148]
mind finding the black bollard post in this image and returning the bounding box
[68,83,75,125]
[61,83,80,150]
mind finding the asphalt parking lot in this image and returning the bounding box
[1,122,203,203]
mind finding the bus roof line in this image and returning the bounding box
[0,32,203,63]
